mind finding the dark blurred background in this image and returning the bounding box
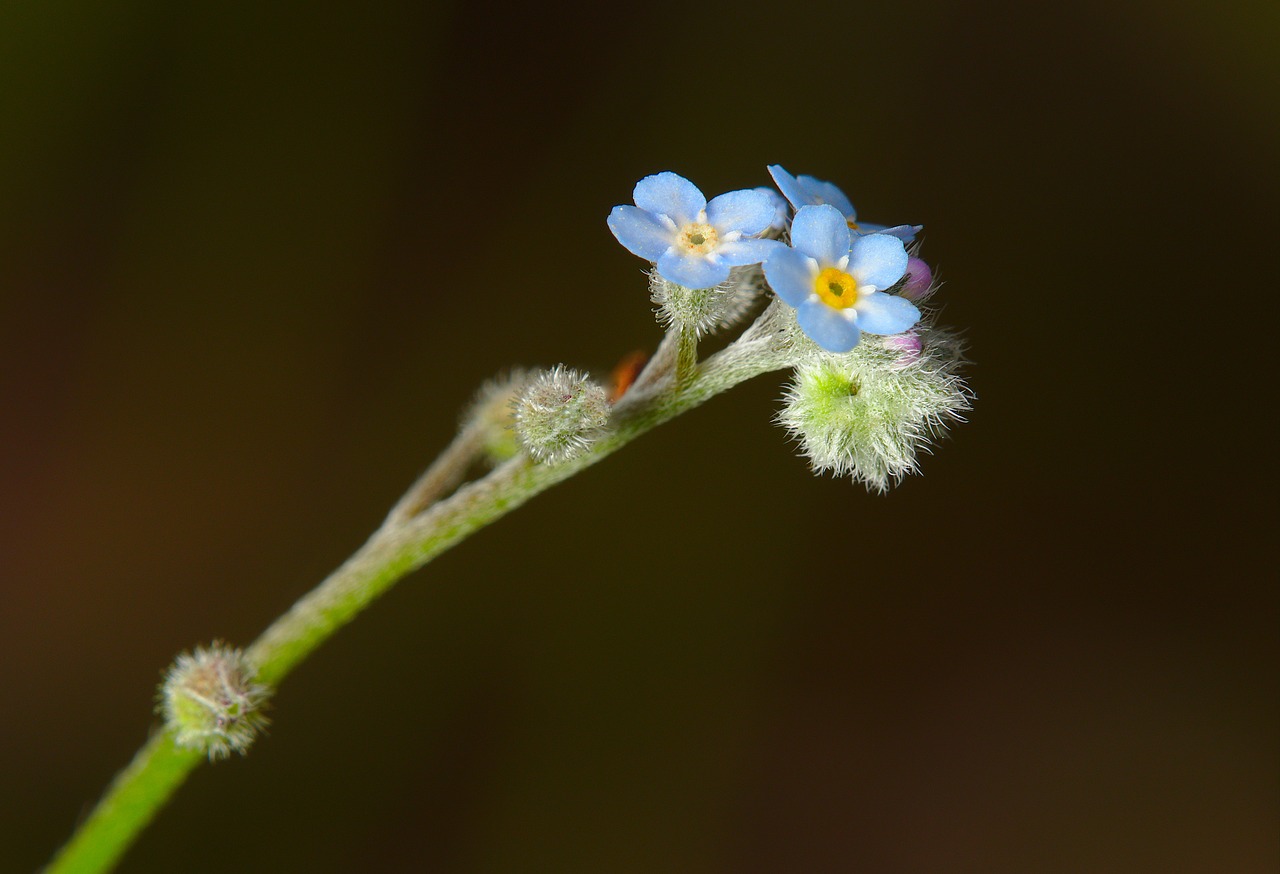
[2,0,1275,871]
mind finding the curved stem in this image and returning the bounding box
[44,322,793,874]
[383,420,487,526]
[43,735,203,874]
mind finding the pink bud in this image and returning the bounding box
[884,330,922,369]
[899,257,934,302]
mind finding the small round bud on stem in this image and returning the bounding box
[883,330,923,369]
[159,642,271,760]
[514,366,611,464]
[778,345,970,492]
[899,257,935,302]
[463,369,532,465]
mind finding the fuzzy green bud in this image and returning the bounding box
[159,642,271,760]
[650,265,760,338]
[514,365,611,464]
[463,369,532,465]
[778,332,971,492]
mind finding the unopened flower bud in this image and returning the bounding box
[464,369,532,465]
[159,642,270,760]
[899,257,935,302]
[883,330,923,369]
[778,352,970,492]
[515,366,610,464]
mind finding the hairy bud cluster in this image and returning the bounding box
[650,266,760,338]
[463,369,532,465]
[778,329,971,492]
[514,366,611,464]
[159,642,271,760]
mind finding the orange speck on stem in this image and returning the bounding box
[609,350,649,401]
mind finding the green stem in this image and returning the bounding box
[674,324,699,387]
[382,419,487,525]
[44,735,203,874]
[44,317,793,874]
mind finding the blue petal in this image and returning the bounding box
[656,250,729,289]
[853,292,921,336]
[754,186,790,230]
[706,189,773,236]
[762,247,817,307]
[767,164,808,211]
[634,172,705,226]
[797,298,861,353]
[717,237,782,267]
[608,205,675,261]
[848,232,908,290]
[856,222,921,243]
[790,204,851,266]
[796,175,855,217]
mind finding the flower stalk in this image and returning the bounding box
[46,164,969,874]
[44,305,793,874]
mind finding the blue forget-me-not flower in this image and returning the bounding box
[608,173,778,289]
[764,204,920,353]
[768,164,920,243]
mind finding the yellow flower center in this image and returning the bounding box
[814,266,858,309]
[677,222,719,255]
[846,218,861,232]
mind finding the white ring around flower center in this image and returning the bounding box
[677,222,719,256]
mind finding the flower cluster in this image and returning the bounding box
[608,167,925,354]
[604,165,967,491]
